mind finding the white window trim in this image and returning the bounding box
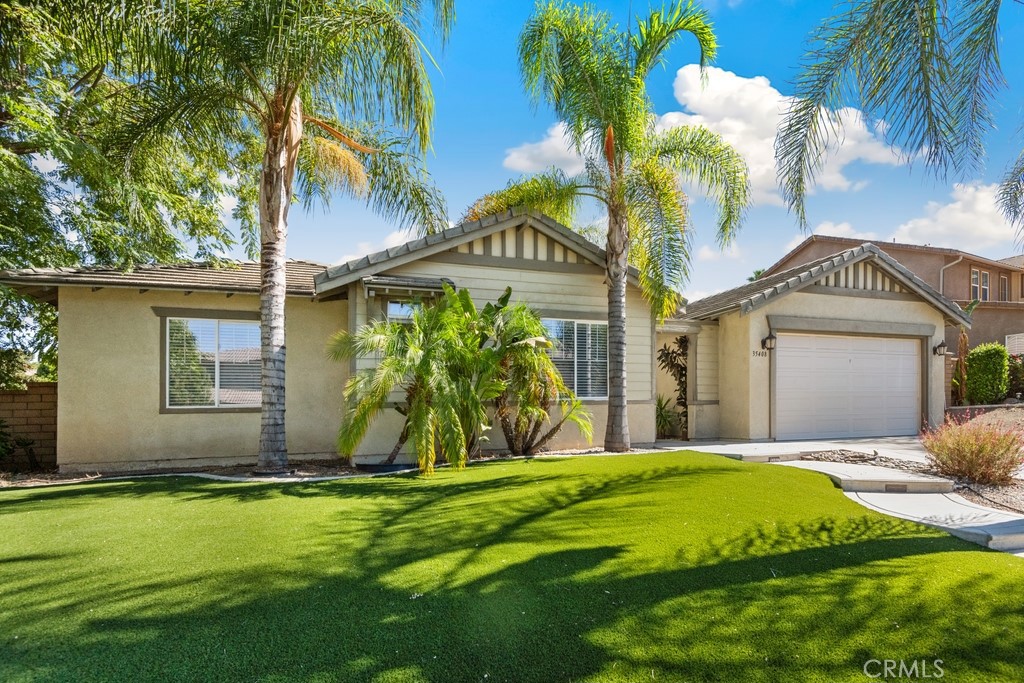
[981,270,990,302]
[1000,275,1009,302]
[971,268,980,300]
[164,316,260,411]
[543,317,609,400]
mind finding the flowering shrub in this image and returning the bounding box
[922,414,1024,485]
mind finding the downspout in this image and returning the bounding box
[939,255,964,298]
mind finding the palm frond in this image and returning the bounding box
[651,125,750,245]
[463,167,591,224]
[624,160,691,319]
[950,0,1004,176]
[999,148,1024,235]
[631,1,717,78]
[776,0,958,228]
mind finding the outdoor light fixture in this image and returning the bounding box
[933,340,948,356]
[761,331,777,351]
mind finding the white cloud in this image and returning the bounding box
[503,122,584,175]
[682,288,719,302]
[697,243,742,261]
[659,65,903,206]
[891,182,1015,250]
[334,229,411,265]
[782,221,879,252]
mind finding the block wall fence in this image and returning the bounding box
[0,382,57,470]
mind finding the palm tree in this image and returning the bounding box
[466,1,750,451]
[747,268,765,282]
[330,290,470,474]
[775,0,1020,229]
[114,0,453,470]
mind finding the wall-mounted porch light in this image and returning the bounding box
[761,331,777,351]
[933,340,948,356]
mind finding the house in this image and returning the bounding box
[655,243,970,441]
[764,235,1024,349]
[0,209,657,472]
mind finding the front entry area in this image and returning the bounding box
[774,333,921,439]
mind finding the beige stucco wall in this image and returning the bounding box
[58,286,347,472]
[346,257,656,461]
[704,291,947,440]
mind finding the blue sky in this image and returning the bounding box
[268,0,1024,303]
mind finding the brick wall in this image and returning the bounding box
[0,382,57,471]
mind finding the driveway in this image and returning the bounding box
[654,436,930,464]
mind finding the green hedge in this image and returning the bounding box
[965,342,1009,405]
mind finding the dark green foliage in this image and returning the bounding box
[965,342,1009,405]
[0,348,30,391]
[1008,354,1024,399]
[657,335,688,408]
[331,286,591,471]
[655,394,680,439]
[0,419,14,462]
[167,320,213,406]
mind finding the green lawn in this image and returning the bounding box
[2,452,1023,682]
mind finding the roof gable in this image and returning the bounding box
[684,243,970,327]
[763,234,1024,278]
[314,208,636,295]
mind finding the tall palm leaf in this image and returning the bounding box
[775,0,1012,230]
[467,1,750,451]
[105,0,453,470]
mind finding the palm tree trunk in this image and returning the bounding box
[604,203,631,452]
[256,96,303,471]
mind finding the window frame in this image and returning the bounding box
[971,268,980,301]
[154,307,261,414]
[1000,275,1009,302]
[981,270,990,302]
[542,317,609,400]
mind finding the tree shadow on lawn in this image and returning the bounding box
[3,458,1024,682]
[4,524,1020,683]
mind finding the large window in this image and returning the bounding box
[971,268,980,300]
[543,319,608,398]
[981,271,990,301]
[166,317,260,409]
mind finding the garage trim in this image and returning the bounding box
[767,316,932,440]
[766,315,935,338]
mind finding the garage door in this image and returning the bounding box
[775,333,920,439]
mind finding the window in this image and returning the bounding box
[386,301,419,323]
[971,269,980,300]
[1000,275,1009,302]
[166,317,260,409]
[981,271,990,301]
[542,319,608,398]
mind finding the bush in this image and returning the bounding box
[965,342,1008,405]
[922,415,1024,485]
[1009,354,1024,399]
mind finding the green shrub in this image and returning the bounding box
[1008,354,1024,399]
[655,395,679,439]
[965,342,1008,405]
[922,415,1024,485]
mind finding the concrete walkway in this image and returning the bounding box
[779,460,952,493]
[655,436,930,464]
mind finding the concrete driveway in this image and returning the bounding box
[654,436,930,464]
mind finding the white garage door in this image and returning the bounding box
[775,333,920,439]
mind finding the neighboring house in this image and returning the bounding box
[763,235,1024,349]
[0,210,657,472]
[655,244,969,441]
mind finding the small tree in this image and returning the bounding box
[0,349,30,391]
[493,303,592,456]
[965,342,1009,406]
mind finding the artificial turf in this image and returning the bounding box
[2,451,1023,682]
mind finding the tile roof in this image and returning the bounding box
[0,259,327,301]
[763,234,1024,277]
[683,243,970,327]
